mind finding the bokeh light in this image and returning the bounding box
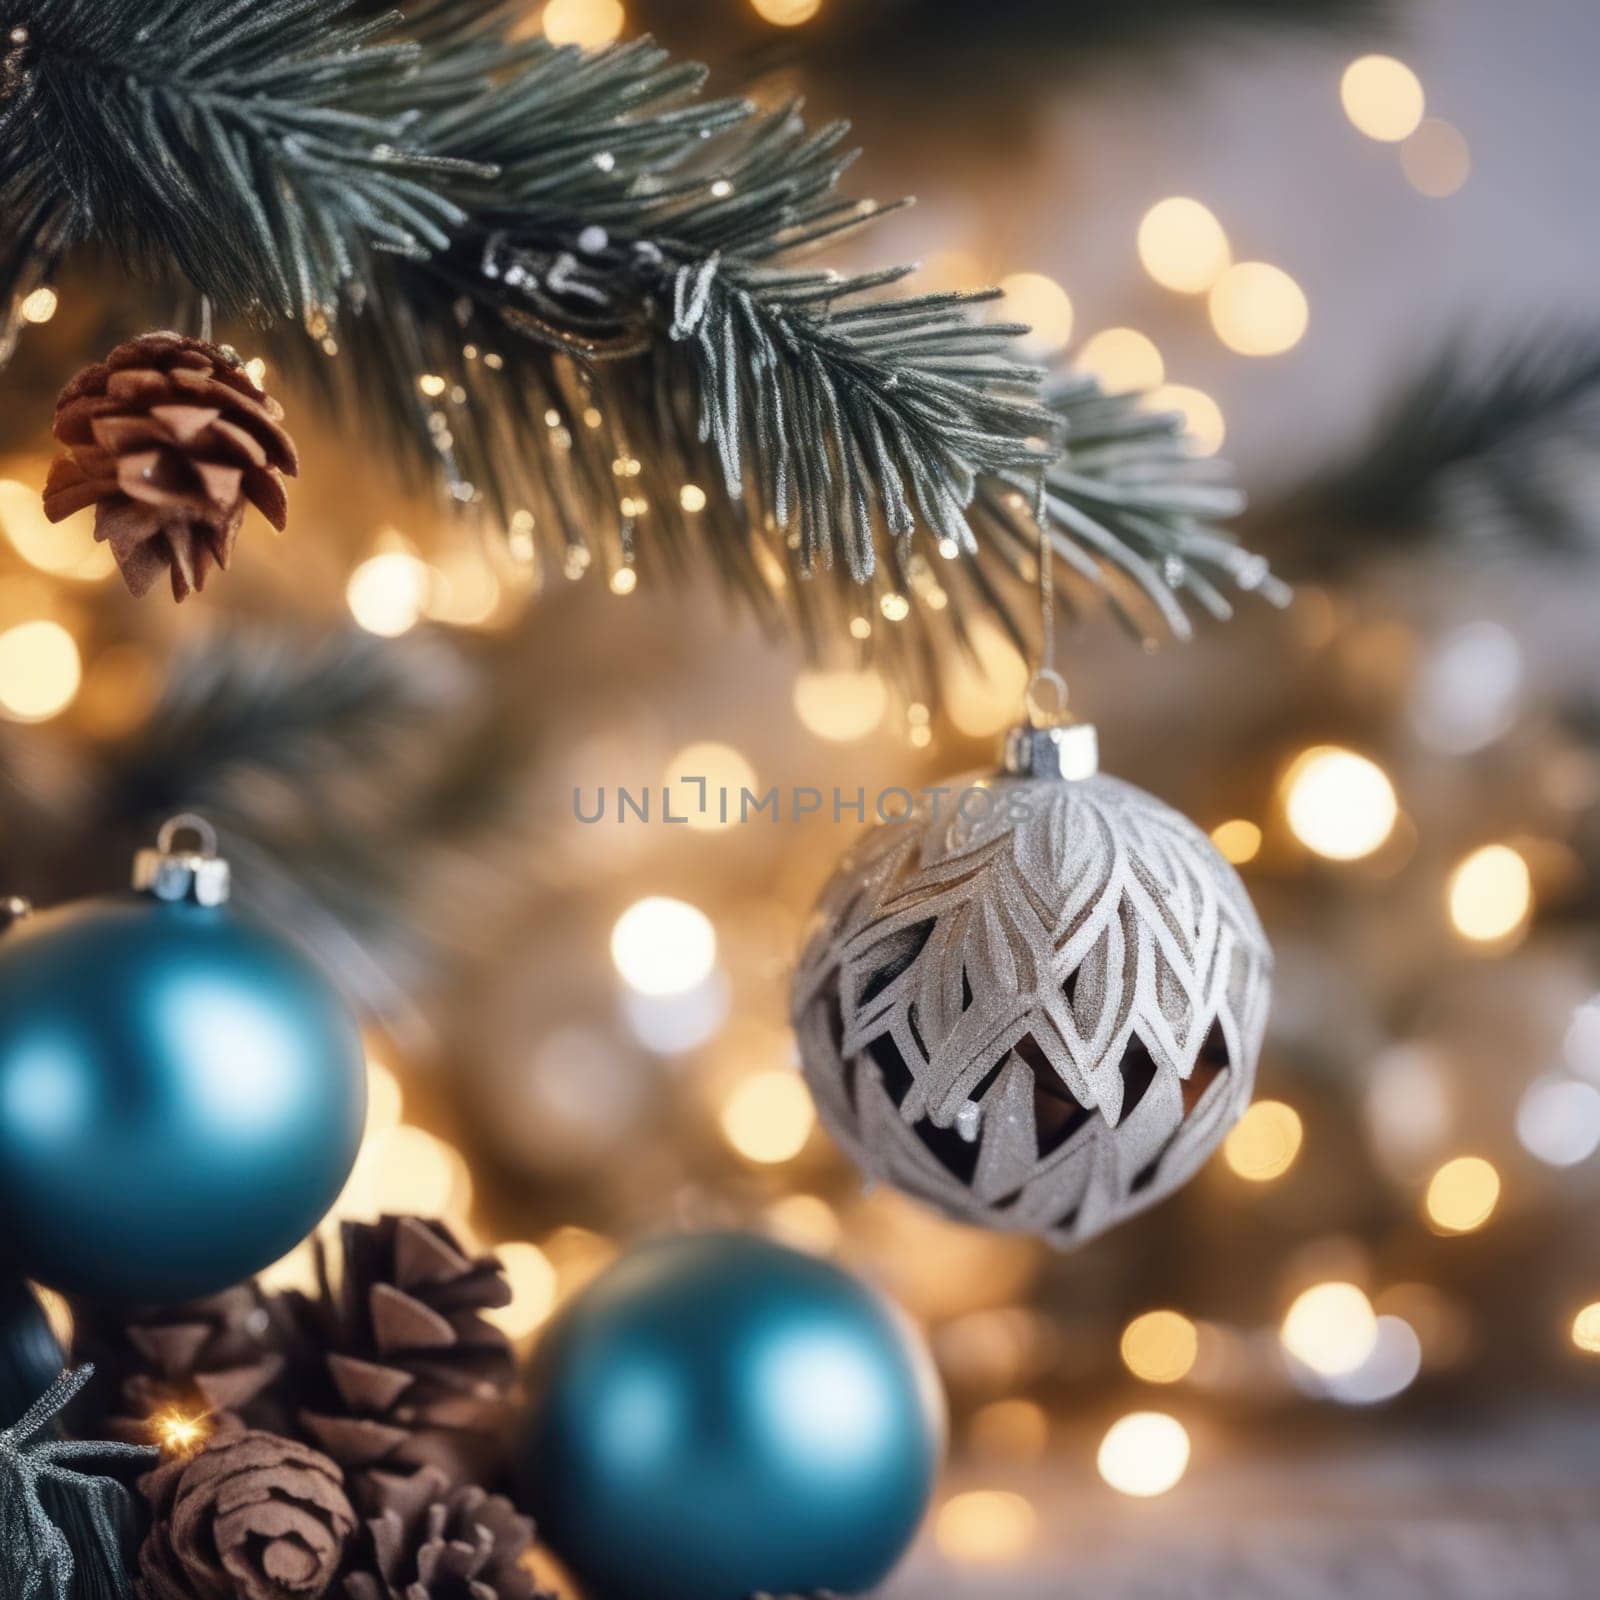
[1516,1076,1600,1168]
[1323,1314,1422,1404]
[1097,1412,1191,1498]
[1573,1303,1600,1355]
[998,273,1074,356]
[1223,1100,1303,1182]
[1341,55,1426,143]
[542,0,624,48]
[935,1491,1037,1564]
[1283,746,1397,860]
[0,478,116,580]
[1447,844,1532,943]
[720,1070,816,1164]
[1137,198,1231,294]
[1120,1310,1199,1384]
[792,668,888,742]
[0,620,82,723]
[969,1399,1050,1463]
[1210,818,1261,864]
[1281,1282,1378,1378]
[750,0,821,22]
[1076,328,1164,393]
[487,1241,559,1339]
[1144,384,1226,455]
[610,896,717,996]
[1402,118,1471,197]
[664,741,757,832]
[1424,1156,1500,1235]
[347,552,430,637]
[763,1194,840,1255]
[20,286,58,324]
[945,618,1030,738]
[1208,262,1309,357]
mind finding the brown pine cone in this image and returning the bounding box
[135,1426,356,1600]
[72,1286,287,1444]
[343,1467,548,1600]
[287,1217,516,1491]
[43,330,297,601]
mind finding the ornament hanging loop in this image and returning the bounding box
[1024,667,1071,729]
[134,813,231,906]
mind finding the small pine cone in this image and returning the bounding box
[71,1286,287,1444]
[343,1467,549,1600]
[287,1217,516,1492]
[43,330,298,601]
[135,1425,356,1600]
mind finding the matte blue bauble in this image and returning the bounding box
[518,1232,945,1600]
[0,1276,63,1426]
[0,894,366,1304]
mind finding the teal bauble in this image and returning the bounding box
[0,818,365,1305]
[518,1232,945,1600]
[0,1277,64,1426]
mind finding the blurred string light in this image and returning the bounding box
[1137,198,1230,294]
[1401,118,1471,198]
[1223,1100,1303,1182]
[1573,1303,1600,1355]
[610,896,717,996]
[720,1070,816,1164]
[347,551,430,636]
[1340,55,1426,143]
[763,1194,841,1255]
[997,272,1074,356]
[1515,1076,1600,1168]
[1364,1044,1453,1178]
[1076,328,1163,393]
[1120,1310,1199,1384]
[0,620,81,723]
[935,1491,1037,1564]
[749,0,821,22]
[663,741,757,832]
[1423,1155,1500,1235]
[0,476,116,580]
[368,1124,473,1221]
[1321,1315,1422,1405]
[1208,262,1308,357]
[1564,998,1600,1082]
[542,0,624,47]
[1282,746,1397,861]
[424,550,501,628]
[1446,844,1532,943]
[968,1399,1049,1464]
[1096,1413,1190,1498]
[678,483,707,512]
[609,567,637,596]
[1210,818,1261,864]
[792,667,888,742]
[946,618,1030,738]
[1411,621,1522,755]
[1143,384,1226,455]
[20,286,58,323]
[1281,1282,1378,1378]
[486,1241,559,1340]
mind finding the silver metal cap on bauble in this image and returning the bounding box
[132,813,232,907]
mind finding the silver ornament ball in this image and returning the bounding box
[793,722,1272,1247]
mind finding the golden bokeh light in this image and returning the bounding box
[425,550,501,627]
[678,483,707,512]
[1341,54,1426,143]
[1210,818,1261,864]
[365,1057,404,1136]
[611,896,717,996]
[792,667,888,743]
[0,476,117,580]
[935,1491,1037,1564]
[750,0,821,22]
[347,552,430,637]
[1144,384,1227,456]
[1076,328,1164,394]
[946,617,1031,738]
[1281,1282,1378,1377]
[1572,1303,1600,1355]
[1120,1310,1200,1384]
[1137,198,1231,294]
[487,1241,560,1339]
[1401,118,1471,198]
[1208,262,1309,357]
[1223,1100,1304,1183]
[153,1410,212,1457]
[21,286,59,324]
[609,567,637,596]
[763,1193,841,1255]
[721,1070,816,1164]
[1424,1155,1500,1235]
[1282,746,1397,861]
[0,620,82,723]
[664,741,758,832]
[366,1124,474,1222]
[542,0,625,48]
[1097,1412,1191,1498]
[1446,844,1532,943]
[969,1399,1050,1464]
[998,272,1074,356]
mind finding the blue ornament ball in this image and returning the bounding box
[518,1232,945,1600]
[0,891,366,1304]
[0,1276,64,1427]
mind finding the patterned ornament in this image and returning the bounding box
[0,816,366,1303]
[793,721,1272,1246]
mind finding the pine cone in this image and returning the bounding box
[43,330,297,601]
[343,1467,547,1600]
[72,1286,287,1444]
[288,1217,516,1491]
[135,1426,356,1600]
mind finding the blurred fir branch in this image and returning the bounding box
[1281,328,1600,573]
[0,627,537,1031]
[0,0,1278,683]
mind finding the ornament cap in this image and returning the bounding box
[1001,720,1099,781]
[133,814,231,907]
